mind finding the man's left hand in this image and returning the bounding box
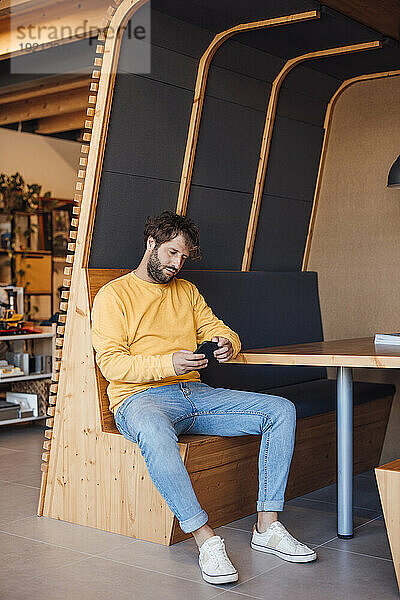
[212,336,234,363]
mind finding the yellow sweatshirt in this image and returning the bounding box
[91,271,241,414]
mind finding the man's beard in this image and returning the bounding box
[147,246,177,283]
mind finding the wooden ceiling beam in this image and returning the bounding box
[0,0,110,59]
[322,0,400,40]
[0,73,90,105]
[0,1,60,18]
[36,110,86,133]
[0,86,88,125]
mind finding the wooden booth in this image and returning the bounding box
[38,0,399,545]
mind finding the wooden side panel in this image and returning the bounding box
[376,460,400,591]
[42,266,177,544]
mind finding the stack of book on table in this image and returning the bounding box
[374,333,400,345]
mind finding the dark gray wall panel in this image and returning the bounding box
[120,40,273,111]
[283,65,342,102]
[182,269,326,390]
[153,0,320,33]
[264,116,324,202]
[191,97,264,193]
[307,43,400,80]
[277,88,326,127]
[89,172,177,268]
[215,38,341,104]
[102,74,193,181]
[119,42,197,90]
[252,195,312,271]
[213,38,285,83]
[151,10,214,58]
[184,186,252,270]
[206,65,271,111]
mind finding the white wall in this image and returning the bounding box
[0,128,80,199]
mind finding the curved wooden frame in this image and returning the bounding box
[175,9,321,216]
[241,39,382,271]
[302,68,400,271]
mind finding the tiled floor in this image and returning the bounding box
[0,423,398,600]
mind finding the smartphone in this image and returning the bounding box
[195,340,219,363]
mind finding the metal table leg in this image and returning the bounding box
[337,366,353,538]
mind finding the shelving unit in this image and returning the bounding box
[0,415,47,426]
[0,331,54,341]
[0,373,52,384]
[0,326,55,426]
[0,197,73,320]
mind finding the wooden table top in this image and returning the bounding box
[231,337,400,369]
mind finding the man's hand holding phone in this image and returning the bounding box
[211,336,234,363]
[172,350,208,375]
[172,337,233,375]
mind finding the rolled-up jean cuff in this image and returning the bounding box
[257,500,284,512]
[179,509,208,533]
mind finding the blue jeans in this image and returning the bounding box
[114,382,296,534]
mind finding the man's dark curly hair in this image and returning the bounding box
[143,211,202,260]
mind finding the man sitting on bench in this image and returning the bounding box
[91,210,317,585]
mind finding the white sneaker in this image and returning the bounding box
[251,521,317,563]
[198,535,239,584]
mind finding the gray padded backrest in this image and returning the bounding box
[180,270,326,390]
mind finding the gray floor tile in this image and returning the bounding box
[0,426,396,599]
[102,525,281,586]
[226,546,398,600]
[0,450,42,485]
[5,555,221,600]
[1,515,138,556]
[325,517,392,560]
[0,530,88,595]
[0,447,23,457]
[3,472,42,488]
[357,469,375,480]
[0,424,45,453]
[0,481,39,525]
[300,472,382,513]
[225,499,377,546]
